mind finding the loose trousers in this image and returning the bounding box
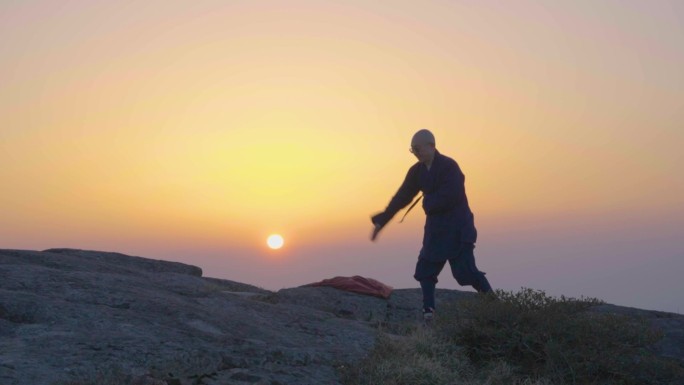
[413,243,492,311]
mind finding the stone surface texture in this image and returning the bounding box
[1,248,682,385]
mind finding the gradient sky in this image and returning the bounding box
[2,1,683,313]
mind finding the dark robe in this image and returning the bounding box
[372,150,477,262]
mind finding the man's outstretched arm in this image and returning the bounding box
[370,165,420,240]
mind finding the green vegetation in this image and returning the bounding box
[341,288,684,385]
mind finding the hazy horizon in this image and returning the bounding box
[2,1,683,314]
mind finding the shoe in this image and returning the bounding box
[422,307,435,327]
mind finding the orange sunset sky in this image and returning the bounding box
[1,1,683,313]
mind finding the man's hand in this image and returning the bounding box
[371,223,382,241]
[370,212,386,242]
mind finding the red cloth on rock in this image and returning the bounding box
[305,276,393,299]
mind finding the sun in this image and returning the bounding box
[266,234,284,250]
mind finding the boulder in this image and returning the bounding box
[1,248,682,385]
[0,249,374,385]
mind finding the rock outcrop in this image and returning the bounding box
[1,248,682,385]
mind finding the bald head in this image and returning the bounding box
[411,129,435,146]
[410,129,436,166]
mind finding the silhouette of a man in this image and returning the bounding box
[371,129,493,321]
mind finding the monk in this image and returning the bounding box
[371,129,493,323]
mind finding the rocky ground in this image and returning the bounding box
[1,248,682,385]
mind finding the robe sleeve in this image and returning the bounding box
[372,164,420,228]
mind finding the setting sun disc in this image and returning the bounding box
[267,234,284,249]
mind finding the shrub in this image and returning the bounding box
[341,288,684,385]
[439,288,684,385]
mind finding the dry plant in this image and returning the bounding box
[341,288,684,385]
